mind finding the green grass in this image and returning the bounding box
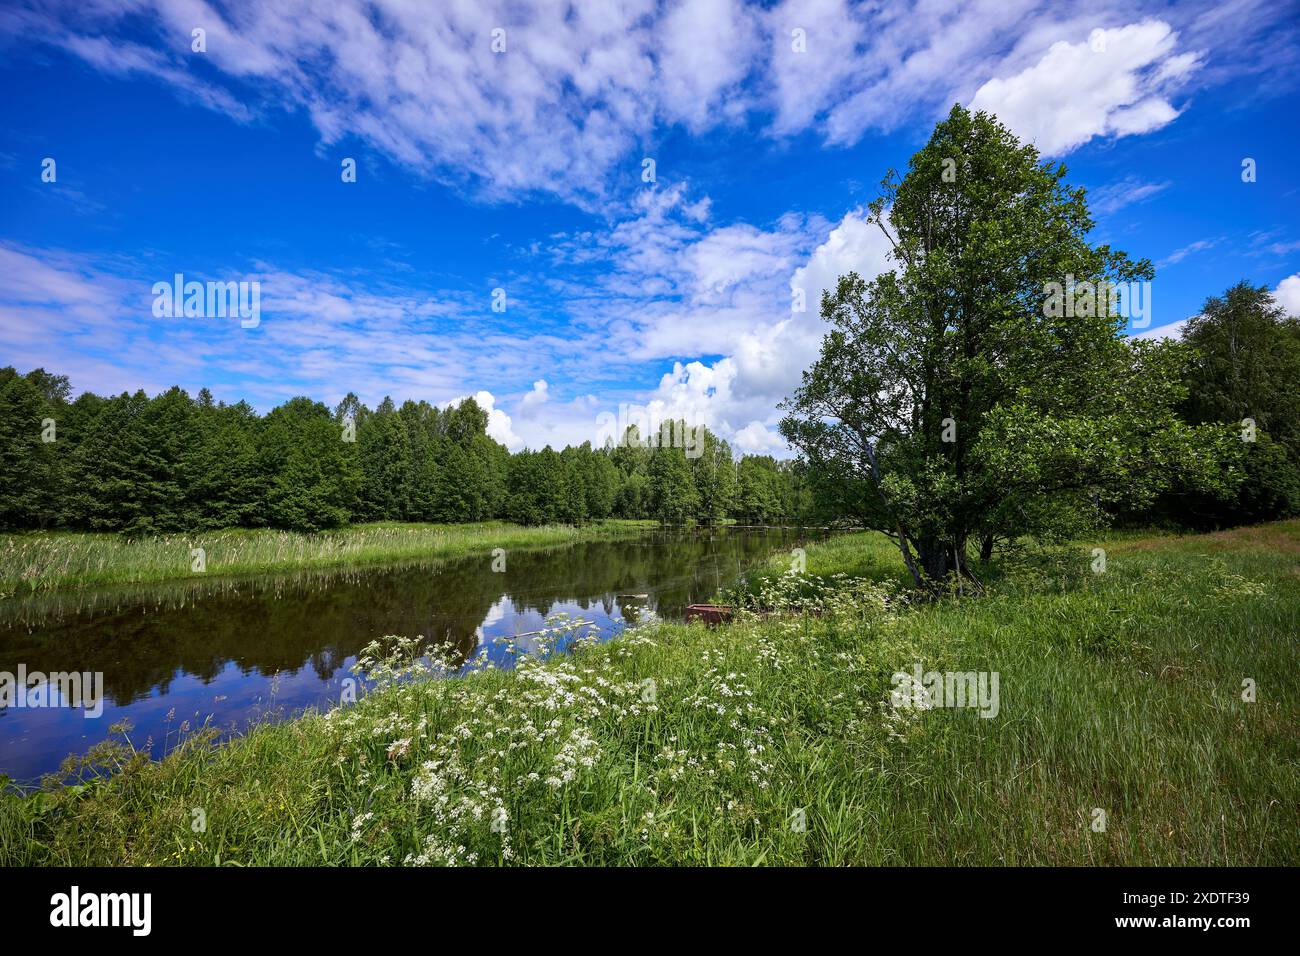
[0,520,658,596]
[1,521,1295,866]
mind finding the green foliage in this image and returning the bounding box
[1,370,815,534]
[1182,282,1300,446]
[0,368,61,528]
[646,425,698,524]
[260,398,359,532]
[181,400,263,530]
[355,399,412,522]
[781,104,1230,585]
[583,447,620,519]
[505,448,566,525]
[1152,281,1300,528]
[735,455,784,522]
[689,429,735,523]
[614,470,648,518]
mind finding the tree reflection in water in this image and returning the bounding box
[0,527,815,781]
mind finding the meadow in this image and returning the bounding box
[0,521,1295,865]
[0,519,657,596]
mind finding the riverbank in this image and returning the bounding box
[2,521,1296,865]
[0,520,659,596]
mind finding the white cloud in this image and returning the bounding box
[579,206,897,456]
[1157,237,1219,268]
[1275,274,1300,316]
[445,390,522,450]
[447,199,897,456]
[969,20,1197,155]
[819,0,1041,143]
[15,2,1283,204]
[733,420,790,455]
[0,242,592,425]
[657,0,761,130]
[507,393,607,451]
[519,379,550,413]
[791,209,893,310]
[1088,176,1172,216]
[1129,318,1186,340]
[765,0,868,137]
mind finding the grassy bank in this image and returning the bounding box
[2,521,1296,865]
[0,520,658,596]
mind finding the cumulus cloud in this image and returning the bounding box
[765,0,869,137]
[518,379,550,413]
[732,420,791,454]
[1275,274,1300,317]
[969,20,1197,155]
[656,0,761,130]
[791,209,893,311]
[579,206,898,455]
[508,393,608,451]
[445,391,522,450]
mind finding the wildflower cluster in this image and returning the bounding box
[325,616,666,864]
[314,581,915,864]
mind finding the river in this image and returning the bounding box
[0,526,812,782]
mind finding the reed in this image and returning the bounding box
[0,520,658,596]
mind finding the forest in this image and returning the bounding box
[0,372,816,533]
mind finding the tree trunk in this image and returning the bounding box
[893,519,926,590]
[979,532,995,563]
[916,538,957,583]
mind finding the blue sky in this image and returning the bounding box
[2,0,1299,455]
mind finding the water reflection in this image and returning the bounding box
[0,527,809,782]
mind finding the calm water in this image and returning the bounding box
[0,527,810,782]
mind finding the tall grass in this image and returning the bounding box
[0,520,657,596]
[1,521,1295,865]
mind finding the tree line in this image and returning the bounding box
[0,375,817,534]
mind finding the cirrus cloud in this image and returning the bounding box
[7,1,1289,205]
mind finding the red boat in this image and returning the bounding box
[685,604,734,625]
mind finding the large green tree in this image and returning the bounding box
[646,424,698,524]
[181,395,264,530]
[1182,282,1300,446]
[259,398,360,531]
[1161,281,1300,526]
[689,427,736,524]
[355,398,412,522]
[781,104,1232,587]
